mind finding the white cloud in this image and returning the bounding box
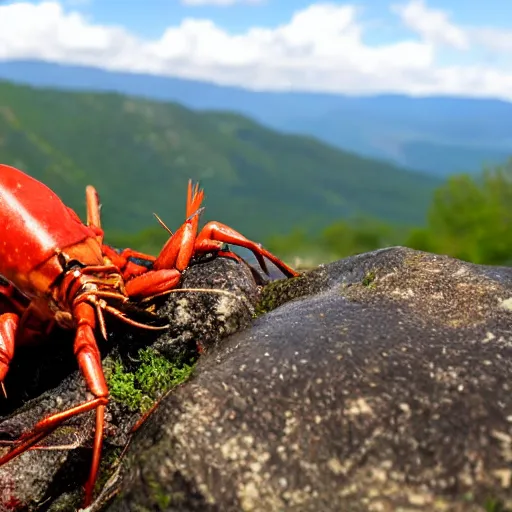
[392,0,468,50]
[468,27,512,53]
[0,1,512,99]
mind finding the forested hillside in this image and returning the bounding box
[0,80,439,245]
[1,61,510,177]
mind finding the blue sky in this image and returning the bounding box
[65,0,512,39]
[1,0,512,99]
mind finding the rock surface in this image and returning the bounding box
[3,246,512,512]
[100,247,512,512]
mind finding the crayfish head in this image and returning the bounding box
[47,261,169,339]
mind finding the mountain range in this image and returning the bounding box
[0,79,438,245]
[0,59,510,177]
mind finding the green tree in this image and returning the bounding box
[319,217,397,258]
[407,159,512,265]
[265,216,404,267]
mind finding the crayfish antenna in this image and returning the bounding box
[153,213,173,236]
[101,303,170,331]
[1,382,7,399]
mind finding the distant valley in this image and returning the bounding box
[0,59,511,177]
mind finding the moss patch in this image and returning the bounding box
[108,361,144,412]
[107,348,195,413]
[485,497,511,512]
[147,478,183,510]
[362,270,377,288]
[254,277,297,317]
[254,270,328,318]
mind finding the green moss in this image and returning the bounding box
[108,348,195,413]
[147,478,176,510]
[362,270,377,288]
[108,361,143,411]
[485,498,510,512]
[136,348,195,400]
[403,251,428,267]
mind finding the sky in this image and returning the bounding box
[1,0,512,99]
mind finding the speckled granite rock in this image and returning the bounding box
[100,247,512,512]
[0,257,260,511]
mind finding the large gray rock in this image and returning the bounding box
[3,246,512,512]
[100,247,512,512]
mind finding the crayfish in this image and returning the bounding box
[0,164,298,508]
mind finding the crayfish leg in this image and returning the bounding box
[195,221,300,278]
[0,302,109,508]
[0,313,19,396]
[85,185,157,279]
[73,301,109,506]
[124,268,182,300]
[101,245,156,280]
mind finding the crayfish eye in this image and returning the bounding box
[66,260,86,271]
[59,256,85,272]
[57,252,68,269]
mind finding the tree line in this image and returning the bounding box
[266,159,512,268]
